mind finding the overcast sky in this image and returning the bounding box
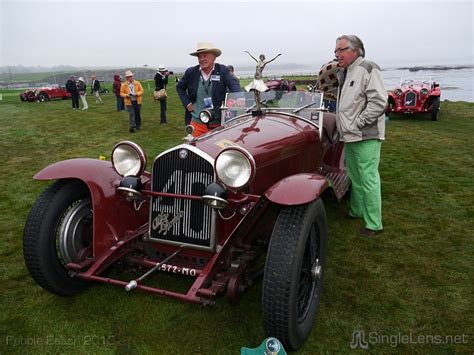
[1,0,473,70]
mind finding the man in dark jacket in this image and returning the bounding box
[154,65,170,124]
[66,75,79,109]
[113,74,124,111]
[176,42,240,137]
[90,74,103,104]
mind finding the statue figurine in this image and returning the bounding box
[245,51,282,93]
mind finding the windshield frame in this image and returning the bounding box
[221,90,326,135]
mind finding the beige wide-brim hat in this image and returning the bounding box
[158,65,167,72]
[78,77,84,82]
[190,42,222,57]
[125,70,134,77]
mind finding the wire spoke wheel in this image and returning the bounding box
[23,180,92,296]
[263,198,327,351]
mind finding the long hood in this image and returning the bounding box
[193,113,318,159]
[188,113,321,194]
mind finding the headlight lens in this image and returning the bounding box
[420,88,429,95]
[112,141,146,176]
[215,149,254,189]
[394,89,403,96]
[199,110,211,124]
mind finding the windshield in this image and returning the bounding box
[221,91,324,123]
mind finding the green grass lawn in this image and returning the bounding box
[0,85,472,354]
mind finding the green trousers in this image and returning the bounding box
[345,139,383,231]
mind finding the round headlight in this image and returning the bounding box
[394,89,403,96]
[111,141,146,176]
[215,148,255,189]
[199,110,211,124]
[420,88,429,95]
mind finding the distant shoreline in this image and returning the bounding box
[396,65,474,72]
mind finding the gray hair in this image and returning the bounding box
[336,35,365,58]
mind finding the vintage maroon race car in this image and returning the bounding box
[265,76,297,92]
[23,90,349,351]
[20,84,71,102]
[386,79,441,120]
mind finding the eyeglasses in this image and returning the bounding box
[334,47,350,54]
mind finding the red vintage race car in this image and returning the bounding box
[386,79,441,120]
[23,90,349,351]
[20,84,71,102]
[265,76,297,92]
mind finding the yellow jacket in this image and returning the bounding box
[120,80,144,105]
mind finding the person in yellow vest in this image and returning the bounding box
[120,70,144,133]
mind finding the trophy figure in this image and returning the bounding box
[244,51,282,111]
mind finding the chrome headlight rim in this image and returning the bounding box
[215,147,256,190]
[111,141,146,177]
[199,110,212,124]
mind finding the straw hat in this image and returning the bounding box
[78,77,84,82]
[158,65,167,72]
[190,42,222,57]
[125,70,134,77]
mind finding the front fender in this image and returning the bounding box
[34,159,149,256]
[264,173,328,206]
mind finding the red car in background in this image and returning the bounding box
[20,84,71,102]
[386,79,441,120]
[265,76,297,92]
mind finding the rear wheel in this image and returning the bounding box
[23,179,92,296]
[263,199,328,351]
[431,97,440,121]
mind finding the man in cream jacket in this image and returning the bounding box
[335,35,387,237]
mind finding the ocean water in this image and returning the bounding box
[238,66,474,102]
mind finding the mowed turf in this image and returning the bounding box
[0,85,472,354]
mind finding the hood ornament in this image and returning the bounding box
[244,51,282,113]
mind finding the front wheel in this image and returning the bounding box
[38,92,49,102]
[23,179,93,296]
[263,199,328,351]
[431,96,440,121]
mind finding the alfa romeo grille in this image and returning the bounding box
[149,147,214,249]
[404,92,416,107]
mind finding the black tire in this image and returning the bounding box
[38,92,49,102]
[263,198,328,351]
[23,179,92,296]
[431,97,440,121]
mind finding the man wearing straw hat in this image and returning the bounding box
[120,70,144,133]
[176,42,240,137]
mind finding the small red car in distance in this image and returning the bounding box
[265,76,297,92]
[386,79,441,120]
[20,84,71,102]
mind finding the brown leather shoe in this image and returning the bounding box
[358,227,383,237]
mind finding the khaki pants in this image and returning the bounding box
[93,91,103,104]
[80,94,88,110]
